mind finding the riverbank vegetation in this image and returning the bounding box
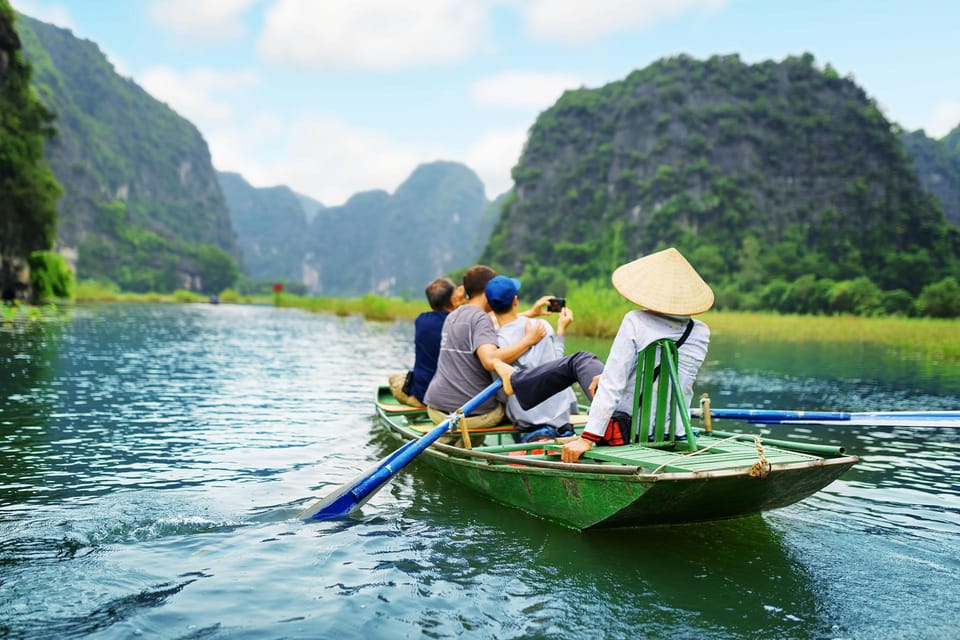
[73,280,258,304]
[38,280,960,362]
[271,287,960,361]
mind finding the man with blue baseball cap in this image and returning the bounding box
[485,276,579,443]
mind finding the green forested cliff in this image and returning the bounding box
[902,125,960,226]
[0,2,61,300]
[217,171,311,286]
[305,161,493,297]
[18,14,240,293]
[483,54,960,315]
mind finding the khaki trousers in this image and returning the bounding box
[426,403,504,447]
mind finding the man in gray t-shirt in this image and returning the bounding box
[424,304,501,415]
[423,265,546,431]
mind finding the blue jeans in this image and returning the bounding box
[514,423,575,444]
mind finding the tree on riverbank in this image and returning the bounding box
[0,1,62,303]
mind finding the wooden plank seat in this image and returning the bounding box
[406,412,588,436]
[577,436,822,473]
[376,400,429,415]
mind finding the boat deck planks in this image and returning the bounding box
[573,437,819,473]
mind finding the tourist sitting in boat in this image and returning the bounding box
[486,275,579,443]
[493,247,712,463]
[423,265,549,441]
[389,277,460,408]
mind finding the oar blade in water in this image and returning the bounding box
[299,379,503,521]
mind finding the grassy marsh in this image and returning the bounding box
[70,283,960,362]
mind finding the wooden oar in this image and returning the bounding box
[298,379,503,521]
[690,407,960,428]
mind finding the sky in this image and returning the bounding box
[11,0,960,207]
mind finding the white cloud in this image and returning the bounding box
[522,0,726,44]
[258,0,490,70]
[215,110,435,206]
[148,0,257,42]
[211,115,527,205]
[10,0,73,28]
[927,101,960,138]
[470,70,586,110]
[138,66,260,131]
[463,127,529,198]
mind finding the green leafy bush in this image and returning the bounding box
[196,245,239,294]
[830,277,883,316]
[218,289,243,303]
[917,277,960,318]
[28,251,74,301]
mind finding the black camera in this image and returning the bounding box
[546,297,566,312]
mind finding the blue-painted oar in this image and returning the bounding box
[690,407,960,427]
[298,379,503,521]
[690,408,851,421]
[756,412,960,428]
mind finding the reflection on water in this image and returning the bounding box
[392,467,834,639]
[1,304,958,639]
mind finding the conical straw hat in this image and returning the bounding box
[611,247,714,315]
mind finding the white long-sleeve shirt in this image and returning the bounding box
[583,310,710,439]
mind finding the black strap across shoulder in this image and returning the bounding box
[676,318,695,348]
[650,318,694,380]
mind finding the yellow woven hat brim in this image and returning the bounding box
[611,247,714,315]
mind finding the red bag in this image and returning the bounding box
[601,411,631,446]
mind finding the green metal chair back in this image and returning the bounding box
[631,338,698,451]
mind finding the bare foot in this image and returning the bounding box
[492,359,515,395]
[588,374,601,399]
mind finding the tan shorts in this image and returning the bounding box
[427,403,504,447]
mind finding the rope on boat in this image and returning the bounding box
[699,393,712,433]
[648,433,772,478]
[448,409,472,449]
[748,436,772,478]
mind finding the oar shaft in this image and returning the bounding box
[690,407,960,427]
[691,408,852,421]
[300,379,503,521]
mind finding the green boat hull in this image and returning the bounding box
[375,391,859,530]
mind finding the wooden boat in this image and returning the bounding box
[374,339,860,530]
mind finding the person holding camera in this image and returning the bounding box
[485,276,578,443]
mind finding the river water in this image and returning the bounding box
[1,303,957,639]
